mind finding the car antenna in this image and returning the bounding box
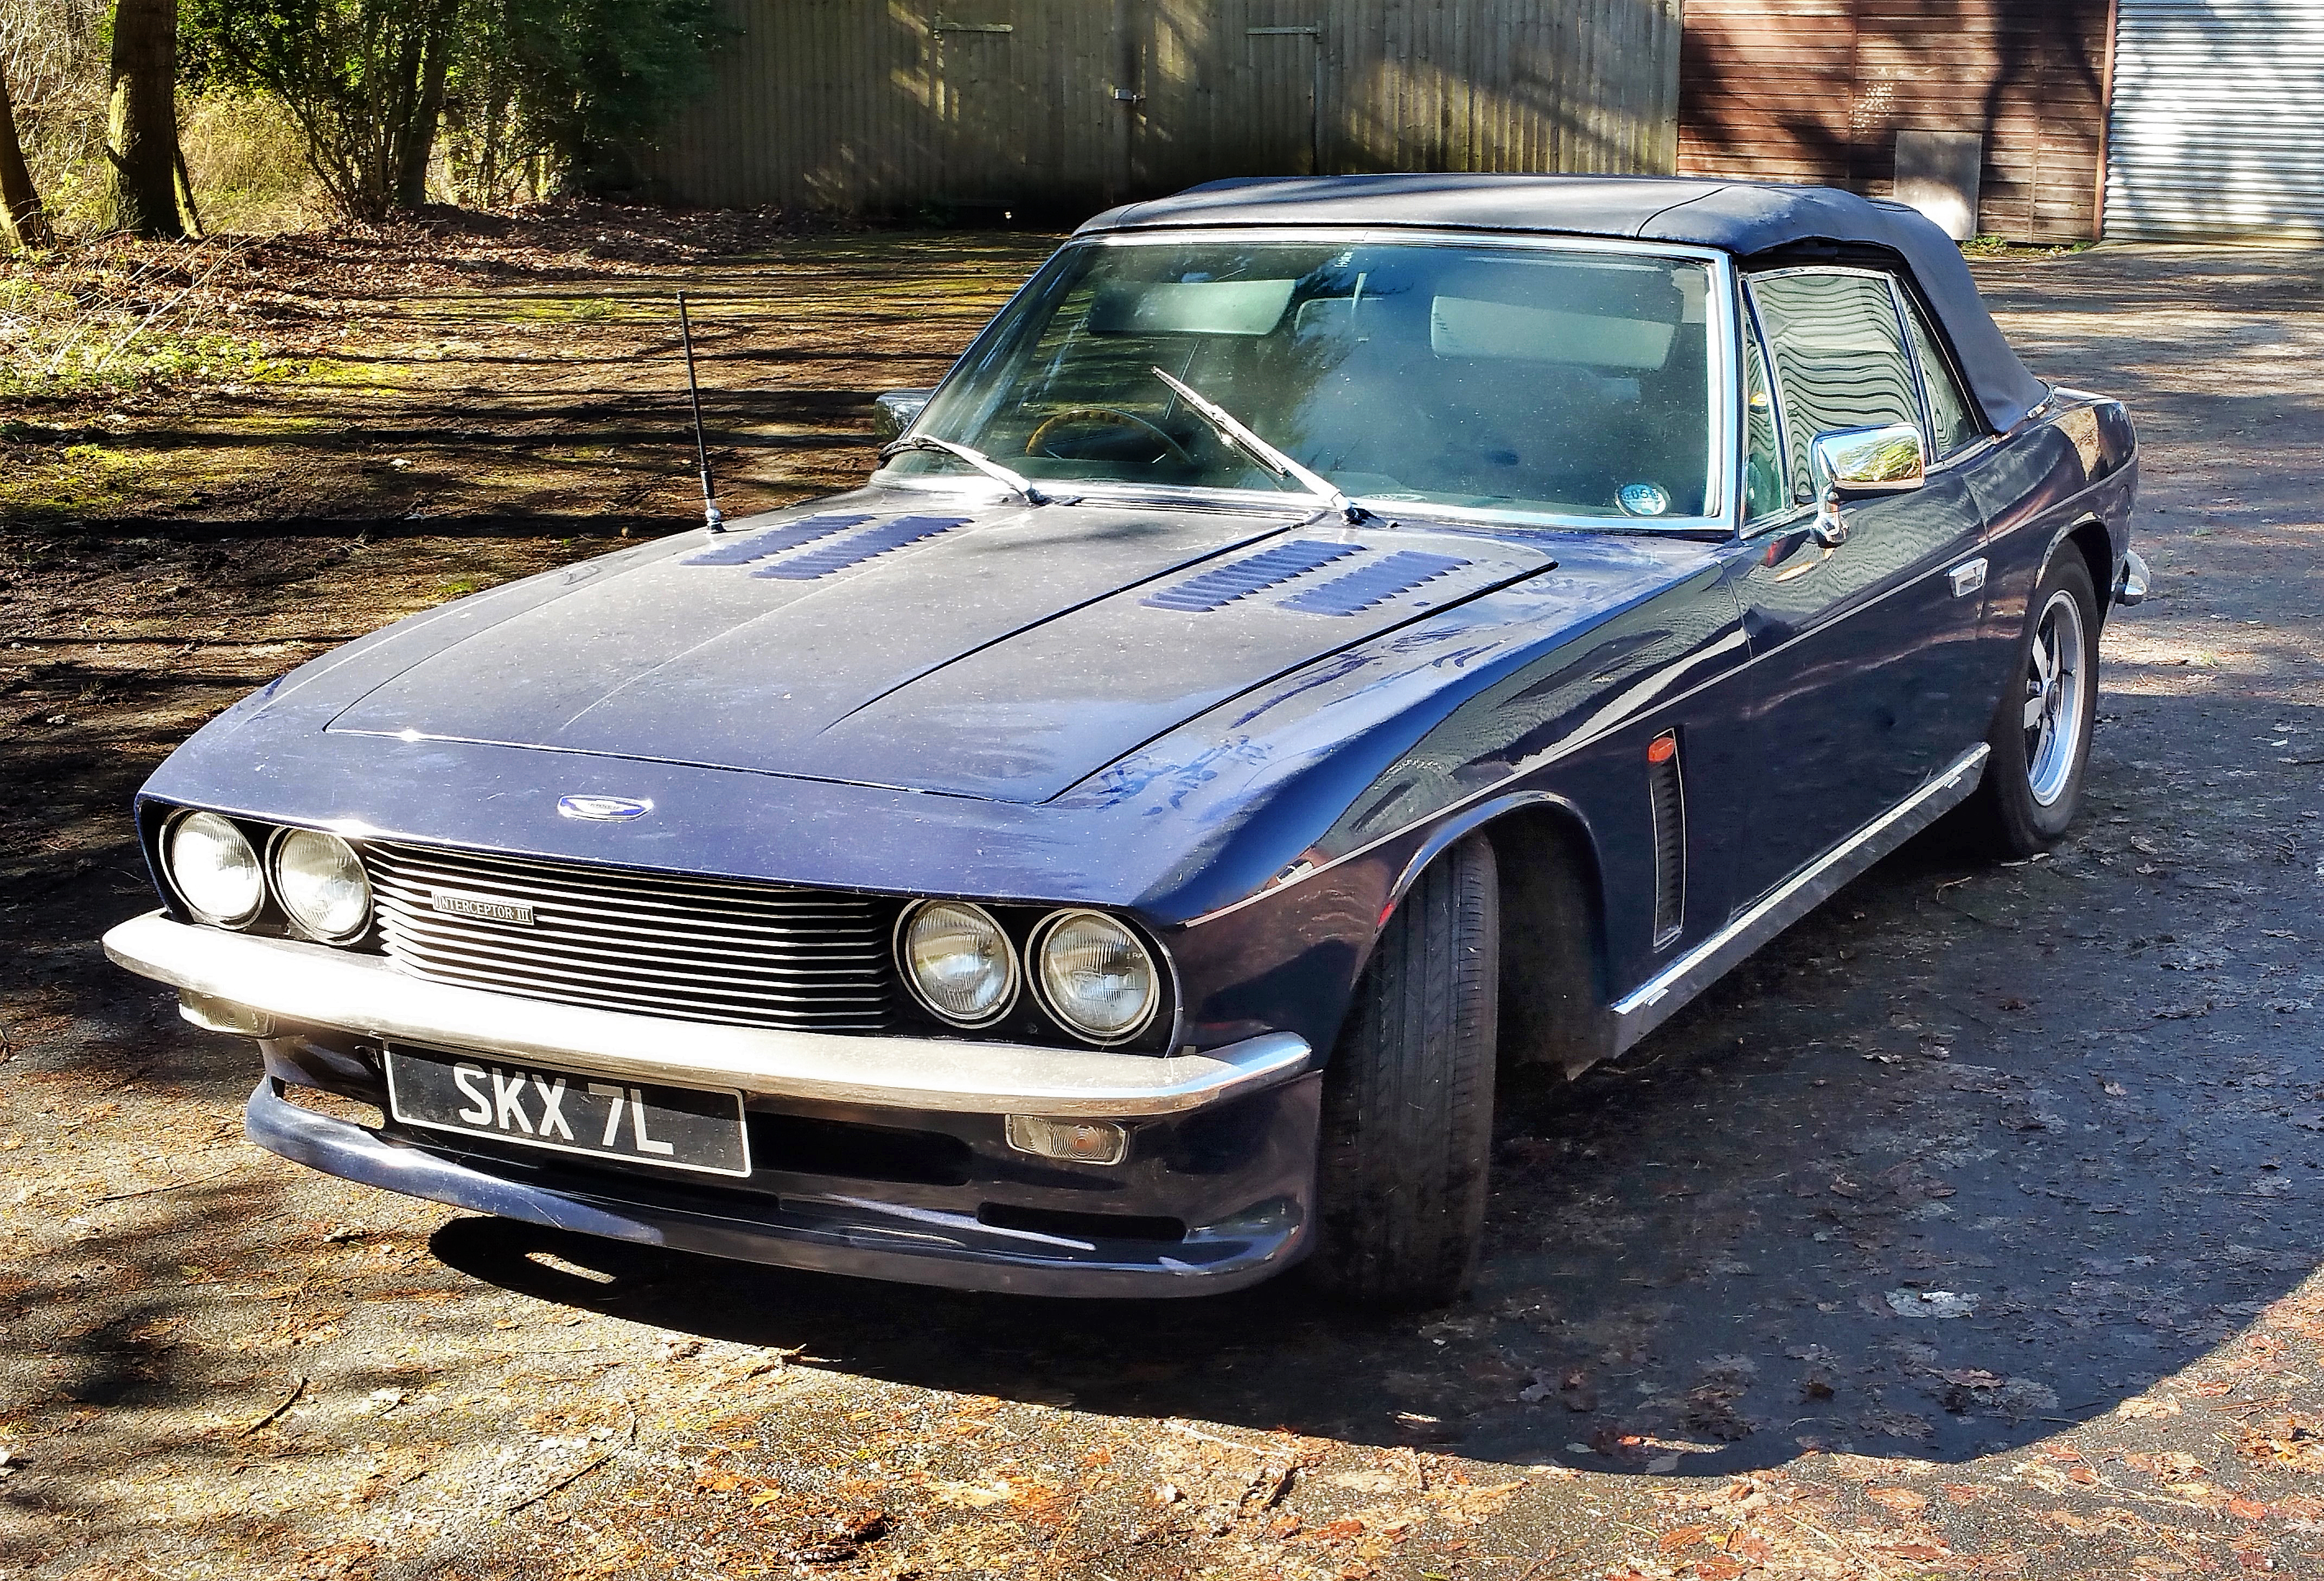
[678,291,725,533]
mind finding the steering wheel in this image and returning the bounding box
[1026,406,1197,467]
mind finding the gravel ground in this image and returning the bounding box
[2,239,2321,1581]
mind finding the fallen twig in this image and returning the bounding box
[506,1451,612,1514]
[97,1166,236,1202]
[90,243,246,377]
[1510,1547,1574,1581]
[1167,1419,1268,1453]
[237,1374,307,1437]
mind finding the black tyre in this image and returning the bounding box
[1307,835,1499,1309]
[1969,549,2100,857]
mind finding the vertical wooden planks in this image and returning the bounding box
[645,0,1687,212]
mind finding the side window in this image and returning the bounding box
[1741,319,1786,521]
[1745,269,1923,505]
[1900,292,1979,456]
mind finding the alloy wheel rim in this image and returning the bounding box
[2022,589,2086,807]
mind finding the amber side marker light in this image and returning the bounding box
[1646,732,1678,764]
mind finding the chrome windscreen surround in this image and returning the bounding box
[365,842,893,1034]
[879,226,1738,535]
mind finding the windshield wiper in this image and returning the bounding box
[1150,366,1374,524]
[878,433,1077,506]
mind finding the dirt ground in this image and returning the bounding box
[2,224,2321,1581]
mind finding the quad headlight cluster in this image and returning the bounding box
[895,900,1163,1045]
[162,811,373,943]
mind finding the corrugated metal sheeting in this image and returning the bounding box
[2105,0,2324,239]
[646,0,1683,213]
[1676,0,2111,243]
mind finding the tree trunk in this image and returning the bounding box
[106,0,186,239]
[390,0,458,210]
[0,64,52,251]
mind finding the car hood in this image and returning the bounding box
[325,493,1560,804]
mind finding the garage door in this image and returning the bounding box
[2106,0,2324,239]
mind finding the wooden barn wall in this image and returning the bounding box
[1677,0,2112,242]
[647,0,1683,214]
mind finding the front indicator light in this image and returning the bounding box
[1033,909,1159,1043]
[178,991,276,1037]
[899,901,1018,1027]
[1005,1114,1129,1166]
[165,811,264,927]
[270,829,373,943]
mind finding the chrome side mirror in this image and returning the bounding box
[1806,423,1925,546]
[872,388,934,443]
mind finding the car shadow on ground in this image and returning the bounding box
[431,660,2324,1479]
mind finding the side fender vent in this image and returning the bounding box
[681,513,874,566]
[1278,550,1471,615]
[754,514,971,580]
[1143,539,1362,612]
[1648,731,1684,947]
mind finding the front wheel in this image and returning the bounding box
[1970,550,2100,857]
[1307,836,1499,1310]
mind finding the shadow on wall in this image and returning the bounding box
[1676,0,2107,243]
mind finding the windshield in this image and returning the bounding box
[883,237,1718,521]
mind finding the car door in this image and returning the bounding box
[1728,265,1991,903]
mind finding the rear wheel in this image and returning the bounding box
[1969,550,2099,857]
[1307,836,1499,1309]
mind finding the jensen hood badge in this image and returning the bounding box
[558,794,653,822]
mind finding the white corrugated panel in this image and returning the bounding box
[2106,0,2324,239]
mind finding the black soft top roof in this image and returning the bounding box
[1078,175,2048,432]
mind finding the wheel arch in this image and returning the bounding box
[2062,514,2115,621]
[1378,792,1617,1080]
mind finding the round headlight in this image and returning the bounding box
[1034,910,1159,1043]
[898,901,1017,1027]
[270,829,372,943]
[165,811,264,927]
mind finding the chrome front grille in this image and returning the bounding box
[366,843,893,1032]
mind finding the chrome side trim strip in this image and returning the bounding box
[103,914,1310,1119]
[1610,743,1990,1054]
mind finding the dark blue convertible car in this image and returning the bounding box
[107,176,2144,1307]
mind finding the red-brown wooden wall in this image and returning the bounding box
[1677,0,2114,243]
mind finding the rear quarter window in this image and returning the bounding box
[1901,293,1981,456]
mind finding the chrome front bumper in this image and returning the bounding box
[2114,547,2151,607]
[103,912,1310,1119]
[242,1077,1310,1297]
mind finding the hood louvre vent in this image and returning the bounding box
[681,513,874,566]
[754,514,972,581]
[1143,539,1361,613]
[1279,550,1471,616]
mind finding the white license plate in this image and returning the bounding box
[384,1046,751,1178]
